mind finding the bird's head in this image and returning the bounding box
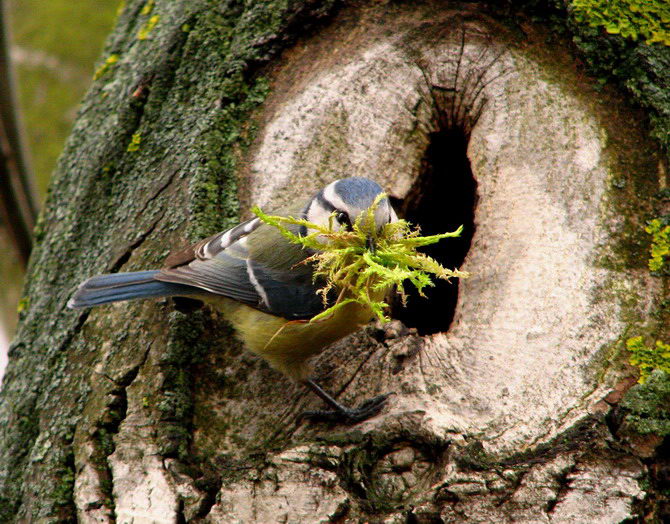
[303,177,398,248]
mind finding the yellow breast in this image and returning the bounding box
[206,295,377,381]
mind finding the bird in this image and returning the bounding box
[69,177,399,423]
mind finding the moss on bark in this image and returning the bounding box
[0,0,338,520]
[504,1,670,515]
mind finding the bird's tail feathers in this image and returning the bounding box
[68,270,197,309]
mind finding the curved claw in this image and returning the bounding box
[301,393,393,424]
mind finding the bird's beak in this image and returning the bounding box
[366,236,376,253]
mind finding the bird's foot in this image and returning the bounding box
[301,393,393,424]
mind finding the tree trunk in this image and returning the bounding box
[1,1,668,522]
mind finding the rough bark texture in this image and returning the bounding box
[1,1,669,523]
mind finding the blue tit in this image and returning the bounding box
[69,177,399,423]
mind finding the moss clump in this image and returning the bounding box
[627,336,670,384]
[646,217,670,273]
[620,371,670,435]
[571,0,670,45]
[253,194,468,323]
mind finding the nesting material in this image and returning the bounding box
[253,193,469,323]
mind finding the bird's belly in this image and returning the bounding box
[206,296,375,380]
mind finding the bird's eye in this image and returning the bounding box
[336,211,352,230]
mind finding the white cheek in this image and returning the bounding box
[374,201,398,228]
[305,202,345,246]
[389,205,399,223]
[323,182,347,211]
[306,201,335,230]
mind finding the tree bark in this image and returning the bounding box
[1,1,668,523]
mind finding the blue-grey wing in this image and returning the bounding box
[245,258,326,319]
[156,218,324,319]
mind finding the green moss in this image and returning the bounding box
[254,197,467,322]
[154,310,210,459]
[571,0,670,45]
[187,74,270,240]
[52,465,75,507]
[646,217,670,273]
[620,371,670,435]
[626,336,670,384]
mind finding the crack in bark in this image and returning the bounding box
[105,164,178,272]
[334,338,386,399]
[410,27,511,139]
[140,166,180,213]
[191,473,224,520]
[492,470,526,509]
[87,341,153,523]
[107,207,167,273]
[545,461,578,514]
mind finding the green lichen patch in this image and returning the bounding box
[126,132,141,152]
[253,194,468,323]
[154,310,210,459]
[16,296,30,314]
[140,0,155,17]
[137,15,160,40]
[93,54,120,80]
[186,74,270,241]
[571,0,670,46]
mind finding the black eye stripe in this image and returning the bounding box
[316,191,337,213]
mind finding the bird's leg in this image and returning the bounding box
[300,378,391,424]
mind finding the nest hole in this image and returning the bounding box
[390,127,477,335]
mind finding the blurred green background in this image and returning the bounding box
[1,0,119,363]
[9,0,120,194]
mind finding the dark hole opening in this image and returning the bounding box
[390,127,477,335]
